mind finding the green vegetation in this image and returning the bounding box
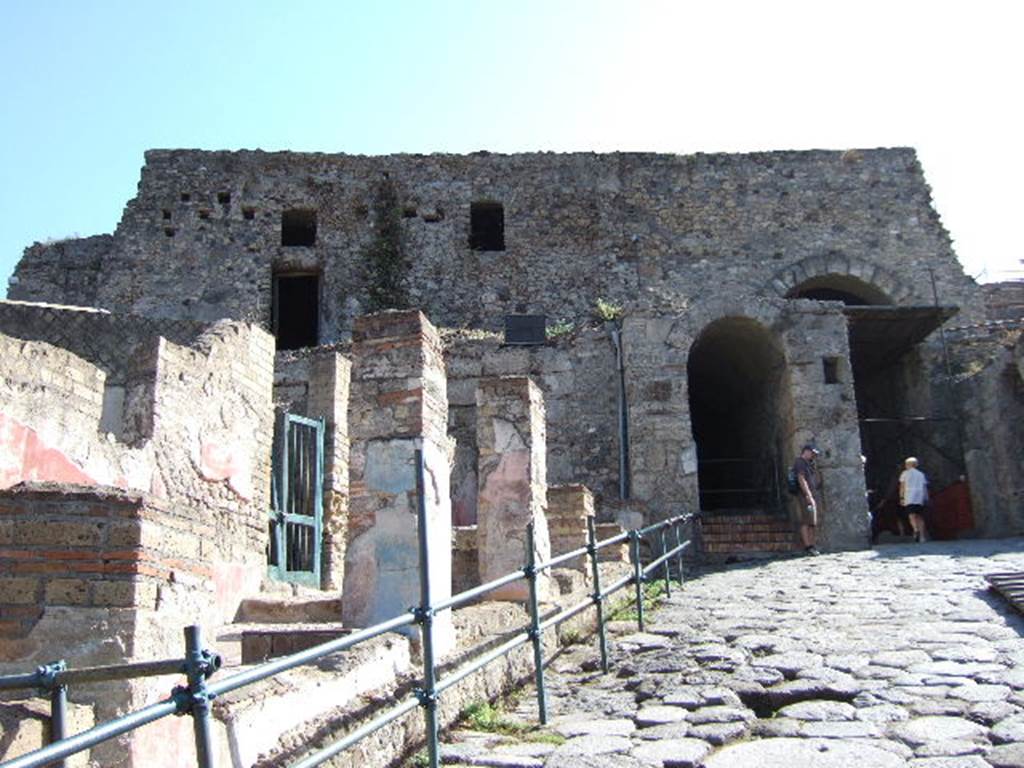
[546,318,575,339]
[363,178,410,311]
[458,700,564,744]
[607,580,667,622]
[593,297,625,322]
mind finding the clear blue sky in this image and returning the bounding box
[2,1,1021,293]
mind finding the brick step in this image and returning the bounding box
[700,513,784,525]
[701,524,793,534]
[239,623,350,664]
[703,534,796,545]
[704,541,799,554]
[236,595,343,624]
[702,530,794,539]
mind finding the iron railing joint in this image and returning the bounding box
[413,687,438,708]
[522,564,538,579]
[35,660,66,693]
[412,606,435,624]
[172,685,217,717]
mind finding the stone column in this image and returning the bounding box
[547,484,594,571]
[475,376,551,601]
[342,311,453,653]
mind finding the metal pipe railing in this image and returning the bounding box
[1,473,694,768]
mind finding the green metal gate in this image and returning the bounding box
[268,413,325,586]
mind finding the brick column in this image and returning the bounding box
[547,484,594,571]
[476,377,551,601]
[307,352,351,591]
[342,311,453,652]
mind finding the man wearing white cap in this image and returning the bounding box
[899,457,929,542]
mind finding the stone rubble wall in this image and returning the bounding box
[954,330,1024,536]
[9,149,984,340]
[445,326,620,524]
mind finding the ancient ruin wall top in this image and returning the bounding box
[10,147,980,341]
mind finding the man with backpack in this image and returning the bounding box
[790,444,822,556]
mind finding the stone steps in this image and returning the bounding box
[699,512,799,558]
[215,594,346,667]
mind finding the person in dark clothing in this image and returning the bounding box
[793,444,821,556]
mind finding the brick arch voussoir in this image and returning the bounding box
[769,255,909,304]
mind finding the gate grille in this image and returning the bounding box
[268,413,324,586]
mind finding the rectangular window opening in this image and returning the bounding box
[470,202,505,251]
[823,357,840,384]
[273,272,320,350]
[282,209,318,247]
[218,192,231,205]
[243,207,256,221]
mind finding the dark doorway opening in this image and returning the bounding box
[469,202,505,251]
[273,273,320,350]
[688,318,789,512]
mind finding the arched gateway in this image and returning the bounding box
[687,317,792,514]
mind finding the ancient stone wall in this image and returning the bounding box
[445,326,619,525]
[0,303,276,621]
[951,328,1024,536]
[10,149,983,341]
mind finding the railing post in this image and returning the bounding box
[586,517,609,674]
[39,660,68,768]
[631,530,645,632]
[673,518,685,587]
[659,527,671,598]
[50,685,68,765]
[525,522,548,724]
[183,625,216,768]
[414,449,440,768]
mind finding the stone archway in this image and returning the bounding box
[778,265,953,527]
[768,254,911,305]
[687,317,790,513]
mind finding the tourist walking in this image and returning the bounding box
[792,444,821,555]
[899,456,930,542]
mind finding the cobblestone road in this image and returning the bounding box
[439,538,1024,768]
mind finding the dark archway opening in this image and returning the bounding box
[688,318,789,513]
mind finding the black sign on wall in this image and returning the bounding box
[504,315,547,345]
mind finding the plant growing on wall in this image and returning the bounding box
[594,297,625,323]
[363,177,410,311]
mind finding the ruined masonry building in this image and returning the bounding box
[1,147,1022,765]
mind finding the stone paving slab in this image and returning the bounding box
[436,539,1024,767]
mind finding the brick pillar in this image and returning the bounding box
[476,377,551,601]
[341,311,453,652]
[307,352,351,591]
[547,484,594,571]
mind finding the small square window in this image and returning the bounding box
[470,202,505,251]
[243,207,256,221]
[823,357,840,384]
[281,209,317,247]
[218,192,231,205]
